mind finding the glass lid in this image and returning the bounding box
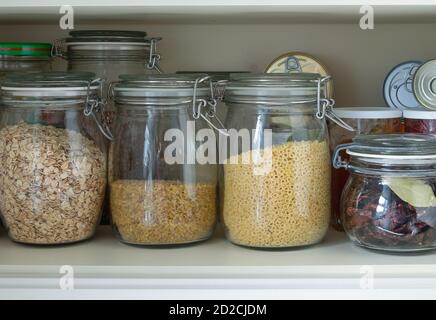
[347,134,436,160]
[1,72,99,100]
[113,73,211,99]
[66,30,148,43]
[1,71,97,89]
[224,73,327,104]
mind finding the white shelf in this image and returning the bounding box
[0,226,435,299]
[1,2,436,23]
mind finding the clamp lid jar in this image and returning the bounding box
[0,72,108,245]
[221,73,341,249]
[0,42,52,88]
[109,74,218,246]
[333,134,436,252]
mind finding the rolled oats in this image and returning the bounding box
[0,122,106,244]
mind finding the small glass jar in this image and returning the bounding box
[404,109,436,134]
[0,72,108,245]
[221,73,338,249]
[110,74,218,246]
[329,108,403,231]
[0,42,52,85]
[333,134,436,252]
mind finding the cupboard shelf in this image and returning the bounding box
[2,2,436,24]
[0,226,435,299]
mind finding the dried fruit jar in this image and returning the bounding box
[404,109,436,134]
[0,72,109,245]
[329,108,403,231]
[221,73,344,249]
[0,42,52,85]
[110,74,218,246]
[333,134,436,252]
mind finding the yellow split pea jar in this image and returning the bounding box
[221,73,335,248]
[110,74,218,246]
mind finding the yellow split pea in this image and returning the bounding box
[223,141,331,248]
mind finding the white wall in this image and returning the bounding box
[1,22,436,107]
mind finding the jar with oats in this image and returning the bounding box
[0,72,108,245]
[110,74,218,246]
[221,73,348,249]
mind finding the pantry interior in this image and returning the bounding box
[0,1,436,299]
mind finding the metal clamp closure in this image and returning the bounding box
[316,76,355,132]
[146,37,163,73]
[84,78,114,141]
[51,38,67,58]
[192,76,229,136]
[332,143,353,169]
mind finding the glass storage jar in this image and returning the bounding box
[221,73,341,249]
[110,74,218,246]
[0,42,52,86]
[0,72,108,245]
[404,109,436,134]
[333,134,436,252]
[54,30,163,224]
[329,108,403,231]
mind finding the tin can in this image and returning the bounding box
[413,60,436,110]
[383,61,422,110]
[265,51,333,97]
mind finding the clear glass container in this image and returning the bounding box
[55,30,163,224]
[404,109,436,134]
[110,74,218,246]
[334,134,436,252]
[221,73,334,249]
[0,42,52,86]
[0,72,108,245]
[329,108,403,231]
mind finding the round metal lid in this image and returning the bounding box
[383,61,422,110]
[331,107,402,119]
[265,52,333,98]
[113,73,210,99]
[413,60,436,110]
[347,134,436,160]
[0,42,52,57]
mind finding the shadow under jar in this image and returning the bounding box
[0,72,108,245]
[221,73,336,249]
[110,74,218,246]
[333,134,436,252]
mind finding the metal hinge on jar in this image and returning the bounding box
[192,75,229,136]
[84,78,114,141]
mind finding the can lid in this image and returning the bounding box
[403,109,436,120]
[413,60,436,110]
[0,42,52,56]
[331,107,402,119]
[265,52,333,98]
[383,61,422,110]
